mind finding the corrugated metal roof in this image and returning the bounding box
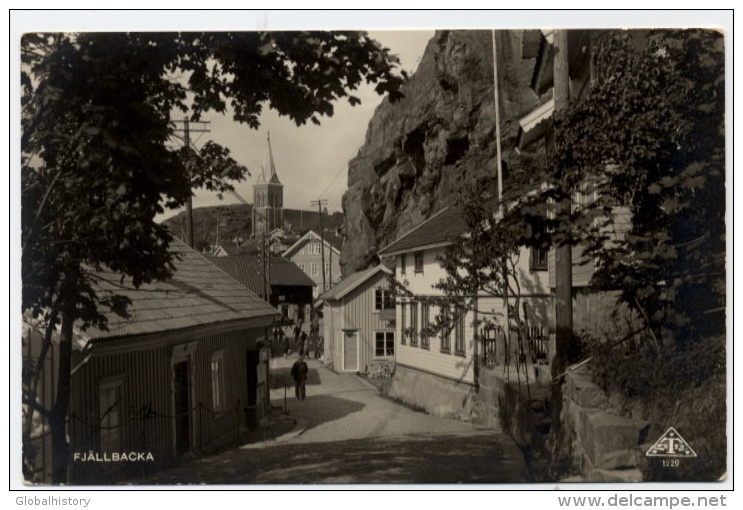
[208,254,315,295]
[378,207,468,256]
[318,265,391,302]
[81,238,278,341]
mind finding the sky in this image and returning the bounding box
[157,30,434,222]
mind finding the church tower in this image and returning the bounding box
[252,133,284,235]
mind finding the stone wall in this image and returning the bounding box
[560,366,650,482]
[388,364,477,420]
[476,365,552,452]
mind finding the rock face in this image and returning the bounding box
[341,30,546,274]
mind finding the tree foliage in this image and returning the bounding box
[445,29,725,349]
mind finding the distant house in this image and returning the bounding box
[283,229,342,298]
[23,239,278,484]
[209,254,315,323]
[377,207,552,417]
[315,265,395,373]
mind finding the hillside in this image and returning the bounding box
[162,204,344,251]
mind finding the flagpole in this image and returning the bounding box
[492,30,511,369]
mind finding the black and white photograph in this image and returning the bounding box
[11,9,733,492]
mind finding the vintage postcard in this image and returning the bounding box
[12,10,732,491]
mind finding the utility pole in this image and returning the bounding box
[311,199,328,292]
[551,30,574,432]
[228,189,270,303]
[172,117,210,248]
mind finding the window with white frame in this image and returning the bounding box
[454,307,466,355]
[374,288,395,311]
[440,305,452,353]
[375,331,395,357]
[408,301,418,346]
[311,262,318,276]
[530,247,548,271]
[420,301,430,349]
[311,240,321,255]
[414,251,424,273]
[99,378,123,452]
[210,351,225,412]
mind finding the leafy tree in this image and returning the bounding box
[21,31,405,483]
[430,29,724,395]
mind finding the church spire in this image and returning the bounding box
[266,132,281,185]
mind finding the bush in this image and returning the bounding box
[589,334,726,481]
[368,359,395,379]
[590,334,724,399]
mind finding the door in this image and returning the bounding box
[173,360,190,456]
[343,331,359,372]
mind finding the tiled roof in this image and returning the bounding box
[318,265,391,302]
[209,254,315,295]
[377,206,468,256]
[81,238,278,342]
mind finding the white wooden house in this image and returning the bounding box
[377,206,553,416]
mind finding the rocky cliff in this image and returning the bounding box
[340,30,547,274]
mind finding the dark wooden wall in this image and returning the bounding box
[66,326,267,484]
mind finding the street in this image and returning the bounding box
[142,357,530,485]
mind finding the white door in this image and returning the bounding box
[343,331,359,372]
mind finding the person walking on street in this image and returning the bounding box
[299,330,308,357]
[282,331,289,359]
[291,356,309,400]
[293,320,301,352]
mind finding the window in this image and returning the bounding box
[311,262,318,276]
[414,251,424,273]
[211,351,225,411]
[400,302,406,345]
[530,247,548,271]
[311,240,321,255]
[454,308,466,355]
[375,331,395,357]
[420,302,430,349]
[409,301,418,346]
[297,262,305,271]
[324,261,329,277]
[400,254,406,275]
[374,288,395,311]
[99,378,123,452]
[440,306,451,353]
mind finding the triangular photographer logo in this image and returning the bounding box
[645,427,697,458]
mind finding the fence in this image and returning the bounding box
[478,323,548,369]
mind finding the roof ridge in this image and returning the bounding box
[317,264,391,302]
[378,206,452,254]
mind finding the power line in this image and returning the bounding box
[317,164,347,201]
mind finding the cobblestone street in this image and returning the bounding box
[141,357,530,485]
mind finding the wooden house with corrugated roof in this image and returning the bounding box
[23,239,279,484]
[315,265,395,373]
